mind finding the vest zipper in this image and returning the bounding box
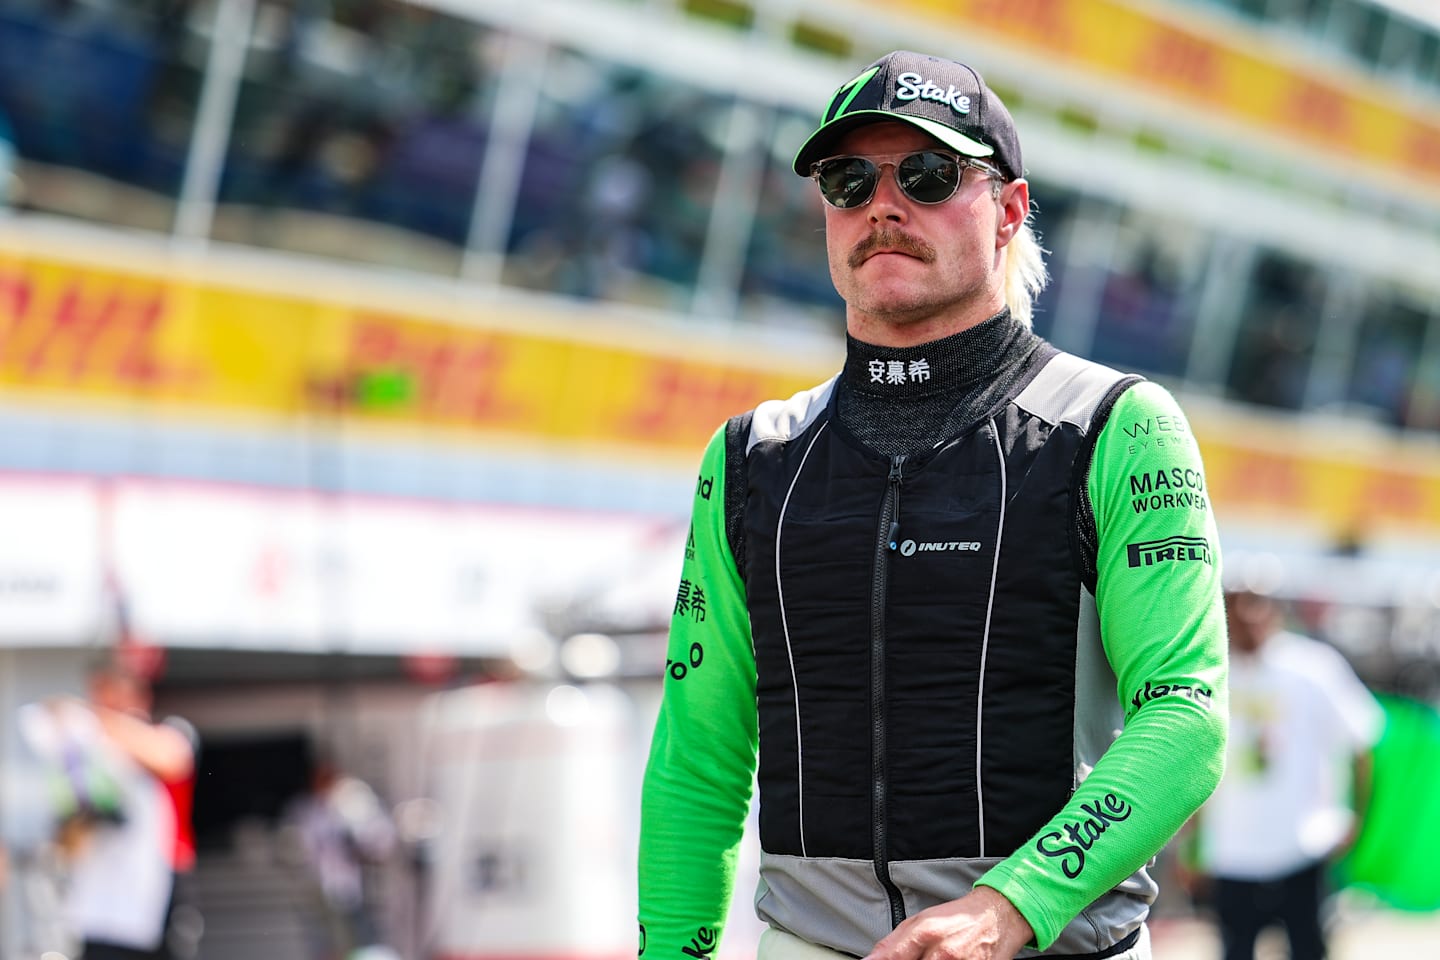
[871,454,906,927]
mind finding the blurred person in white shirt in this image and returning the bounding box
[19,658,196,960]
[1182,589,1383,960]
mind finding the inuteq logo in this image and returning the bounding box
[899,539,981,556]
[895,72,972,115]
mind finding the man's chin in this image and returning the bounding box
[849,297,939,327]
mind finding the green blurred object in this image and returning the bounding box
[1333,695,1440,911]
[47,749,126,826]
[357,369,415,409]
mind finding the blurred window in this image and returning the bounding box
[0,105,14,207]
[1380,17,1423,81]
[1034,188,1201,374]
[213,1,500,275]
[1419,29,1440,93]
[1305,0,1338,30]
[1264,0,1312,30]
[502,44,730,312]
[1337,2,1392,68]
[737,108,842,331]
[1027,183,1083,343]
[0,0,205,230]
[1346,288,1431,427]
[1413,314,1440,434]
[1225,251,1327,410]
[1088,211,1209,378]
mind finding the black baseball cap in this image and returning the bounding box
[792,51,1023,183]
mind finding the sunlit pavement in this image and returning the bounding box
[1149,906,1440,959]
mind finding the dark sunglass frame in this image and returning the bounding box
[809,150,1003,209]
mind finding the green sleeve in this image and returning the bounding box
[638,424,759,960]
[977,381,1229,949]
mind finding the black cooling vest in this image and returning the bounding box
[734,344,1140,932]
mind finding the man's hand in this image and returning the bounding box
[864,886,1034,960]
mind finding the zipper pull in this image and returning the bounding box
[887,456,905,551]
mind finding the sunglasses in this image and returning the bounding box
[810,150,1003,209]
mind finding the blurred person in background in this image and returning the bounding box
[18,656,196,960]
[283,758,398,960]
[638,50,1228,960]
[1179,589,1382,960]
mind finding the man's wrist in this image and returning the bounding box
[970,884,1034,956]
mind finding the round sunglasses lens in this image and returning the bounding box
[897,152,961,203]
[817,158,877,208]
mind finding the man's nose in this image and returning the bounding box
[867,166,909,224]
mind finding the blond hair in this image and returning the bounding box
[1003,223,1047,328]
[991,180,1049,328]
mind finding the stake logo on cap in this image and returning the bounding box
[895,72,972,115]
[792,50,1023,183]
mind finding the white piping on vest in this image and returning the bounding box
[776,421,828,857]
[976,417,1007,858]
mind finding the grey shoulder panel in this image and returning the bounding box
[746,376,838,454]
[1012,352,1135,434]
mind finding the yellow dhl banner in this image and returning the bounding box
[2,244,1440,536]
[0,249,827,456]
[902,0,1440,192]
[1194,426,1440,539]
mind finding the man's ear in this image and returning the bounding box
[995,179,1029,248]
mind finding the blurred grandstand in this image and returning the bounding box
[0,0,1439,958]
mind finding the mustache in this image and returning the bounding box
[848,228,936,269]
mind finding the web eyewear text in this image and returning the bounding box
[810,150,1003,209]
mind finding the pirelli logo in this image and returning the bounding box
[1126,535,1211,568]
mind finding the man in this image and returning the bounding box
[638,50,1228,960]
[21,659,196,959]
[1183,589,1380,960]
[284,758,397,959]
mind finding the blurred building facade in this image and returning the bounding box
[1,0,1440,958]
